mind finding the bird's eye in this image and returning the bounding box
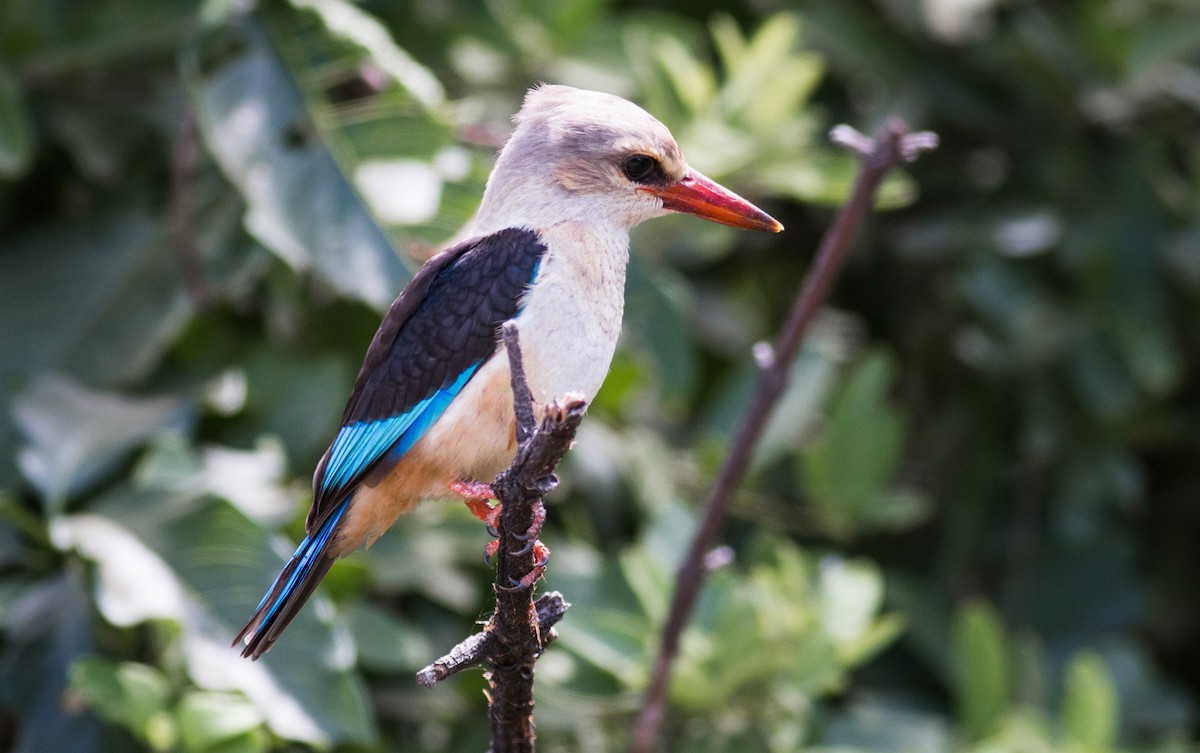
[622,154,660,183]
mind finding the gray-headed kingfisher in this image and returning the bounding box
[235,85,783,659]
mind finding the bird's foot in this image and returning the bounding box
[502,497,549,588]
[451,480,502,533]
[450,479,496,501]
[497,540,551,592]
[483,498,549,569]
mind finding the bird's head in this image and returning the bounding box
[476,85,783,234]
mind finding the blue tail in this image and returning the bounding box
[234,498,350,659]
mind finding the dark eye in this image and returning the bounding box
[622,154,660,183]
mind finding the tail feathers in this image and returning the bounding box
[234,499,350,660]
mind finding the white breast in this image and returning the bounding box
[515,221,630,407]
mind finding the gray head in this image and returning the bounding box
[473,85,782,234]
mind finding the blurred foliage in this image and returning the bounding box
[2,0,1200,752]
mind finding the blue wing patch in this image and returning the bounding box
[320,362,482,496]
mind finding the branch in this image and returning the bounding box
[416,323,584,753]
[628,118,938,753]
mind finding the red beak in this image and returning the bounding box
[640,168,783,233]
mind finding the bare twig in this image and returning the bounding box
[416,324,583,753]
[416,593,570,688]
[628,118,938,753]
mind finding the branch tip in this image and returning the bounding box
[503,321,537,444]
[752,341,776,370]
[900,131,939,162]
[702,546,735,574]
[829,123,875,156]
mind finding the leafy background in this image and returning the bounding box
[2,0,1199,751]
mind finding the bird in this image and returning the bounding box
[234,84,783,659]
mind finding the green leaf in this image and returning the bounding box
[345,602,433,673]
[952,600,1011,741]
[267,1,485,240]
[0,211,194,386]
[176,691,264,753]
[183,17,411,310]
[718,13,805,115]
[287,0,442,104]
[238,345,354,472]
[650,34,716,115]
[1061,651,1118,752]
[82,479,376,746]
[358,504,485,613]
[755,323,849,472]
[135,435,300,526]
[822,697,952,753]
[9,0,193,78]
[716,14,824,133]
[817,557,904,665]
[1127,14,1200,78]
[69,658,175,749]
[0,574,108,753]
[0,210,200,489]
[13,375,191,514]
[52,513,190,627]
[800,350,927,539]
[0,65,34,178]
[622,257,700,411]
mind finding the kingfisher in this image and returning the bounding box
[235,84,783,659]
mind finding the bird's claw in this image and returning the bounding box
[497,577,533,593]
[483,539,500,567]
[510,538,536,557]
[493,540,550,590]
[498,567,545,592]
[511,499,547,542]
[511,535,551,560]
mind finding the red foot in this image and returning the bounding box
[449,480,496,501]
[450,480,502,530]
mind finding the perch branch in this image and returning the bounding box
[628,118,938,753]
[416,323,584,753]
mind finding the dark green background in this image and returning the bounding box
[1,0,1198,751]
